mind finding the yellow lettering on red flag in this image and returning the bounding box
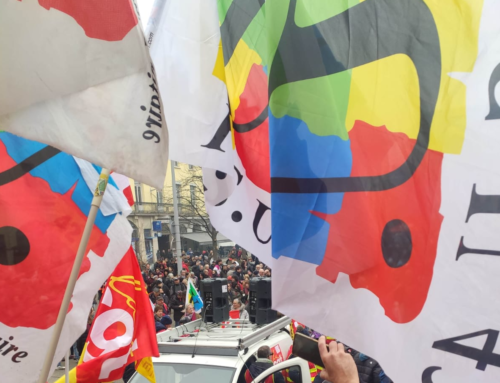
[136,357,156,383]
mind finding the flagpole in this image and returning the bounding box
[64,350,69,383]
[37,168,111,383]
[171,161,183,276]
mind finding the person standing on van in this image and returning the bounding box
[231,298,249,320]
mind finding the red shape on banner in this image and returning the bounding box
[234,64,271,193]
[315,121,443,323]
[35,0,138,41]
[0,141,109,329]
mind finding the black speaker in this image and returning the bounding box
[249,277,277,324]
[201,278,229,323]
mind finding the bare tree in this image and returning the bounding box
[166,169,220,258]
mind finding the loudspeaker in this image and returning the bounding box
[201,278,229,323]
[249,277,277,324]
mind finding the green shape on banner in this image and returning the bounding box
[241,5,268,63]
[265,1,290,70]
[270,71,352,139]
[217,0,233,24]
[295,0,360,27]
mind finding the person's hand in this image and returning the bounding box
[318,336,359,383]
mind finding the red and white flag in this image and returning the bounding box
[70,248,159,383]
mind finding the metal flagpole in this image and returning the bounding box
[170,161,183,275]
[65,350,69,383]
[37,168,110,383]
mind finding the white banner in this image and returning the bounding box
[148,0,231,171]
[0,0,168,189]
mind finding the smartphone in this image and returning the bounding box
[292,333,326,368]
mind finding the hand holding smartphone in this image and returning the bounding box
[292,332,327,368]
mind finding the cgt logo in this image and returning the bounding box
[84,275,142,381]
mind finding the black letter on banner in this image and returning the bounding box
[270,0,441,194]
[456,237,500,260]
[486,63,500,120]
[201,109,231,152]
[465,184,500,222]
[433,329,500,371]
[253,200,271,244]
[421,366,441,383]
[457,184,500,260]
[146,116,162,129]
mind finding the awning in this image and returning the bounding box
[181,232,233,246]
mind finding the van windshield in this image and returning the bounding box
[129,363,236,383]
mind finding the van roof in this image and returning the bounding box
[153,330,291,368]
[155,317,291,365]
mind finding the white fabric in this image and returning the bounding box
[203,154,272,265]
[0,0,168,189]
[75,158,132,217]
[147,0,272,264]
[1,215,132,383]
[147,0,231,171]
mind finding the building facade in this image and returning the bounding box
[128,161,227,263]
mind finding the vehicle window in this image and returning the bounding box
[237,354,256,383]
[129,363,235,383]
[255,365,303,383]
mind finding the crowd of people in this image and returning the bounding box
[141,247,272,331]
[57,246,380,383]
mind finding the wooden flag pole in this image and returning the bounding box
[37,168,110,383]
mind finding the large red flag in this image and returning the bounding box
[72,247,159,382]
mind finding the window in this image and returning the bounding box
[190,185,196,204]
[173,161,180,168]
[193,224,201,232]
[189,164,194,170]
[156,190,163,204]
[130,363,235,383]
[134,182,142,204]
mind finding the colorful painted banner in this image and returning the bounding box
[0,0,168,189]
[0,132,133,382]
[214,0,500,382]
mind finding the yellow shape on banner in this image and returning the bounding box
[136,357,157,383]
[54,367,77,383]
[225,39,262,114]
[347,0,483,154]
[346,54,420,141]
[213,39,226,83]
[423,0,483,154]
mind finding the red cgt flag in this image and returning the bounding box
[71,247,159,382]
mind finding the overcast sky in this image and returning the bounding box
[137,0,154,28]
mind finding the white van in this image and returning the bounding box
[129,316,313,383]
